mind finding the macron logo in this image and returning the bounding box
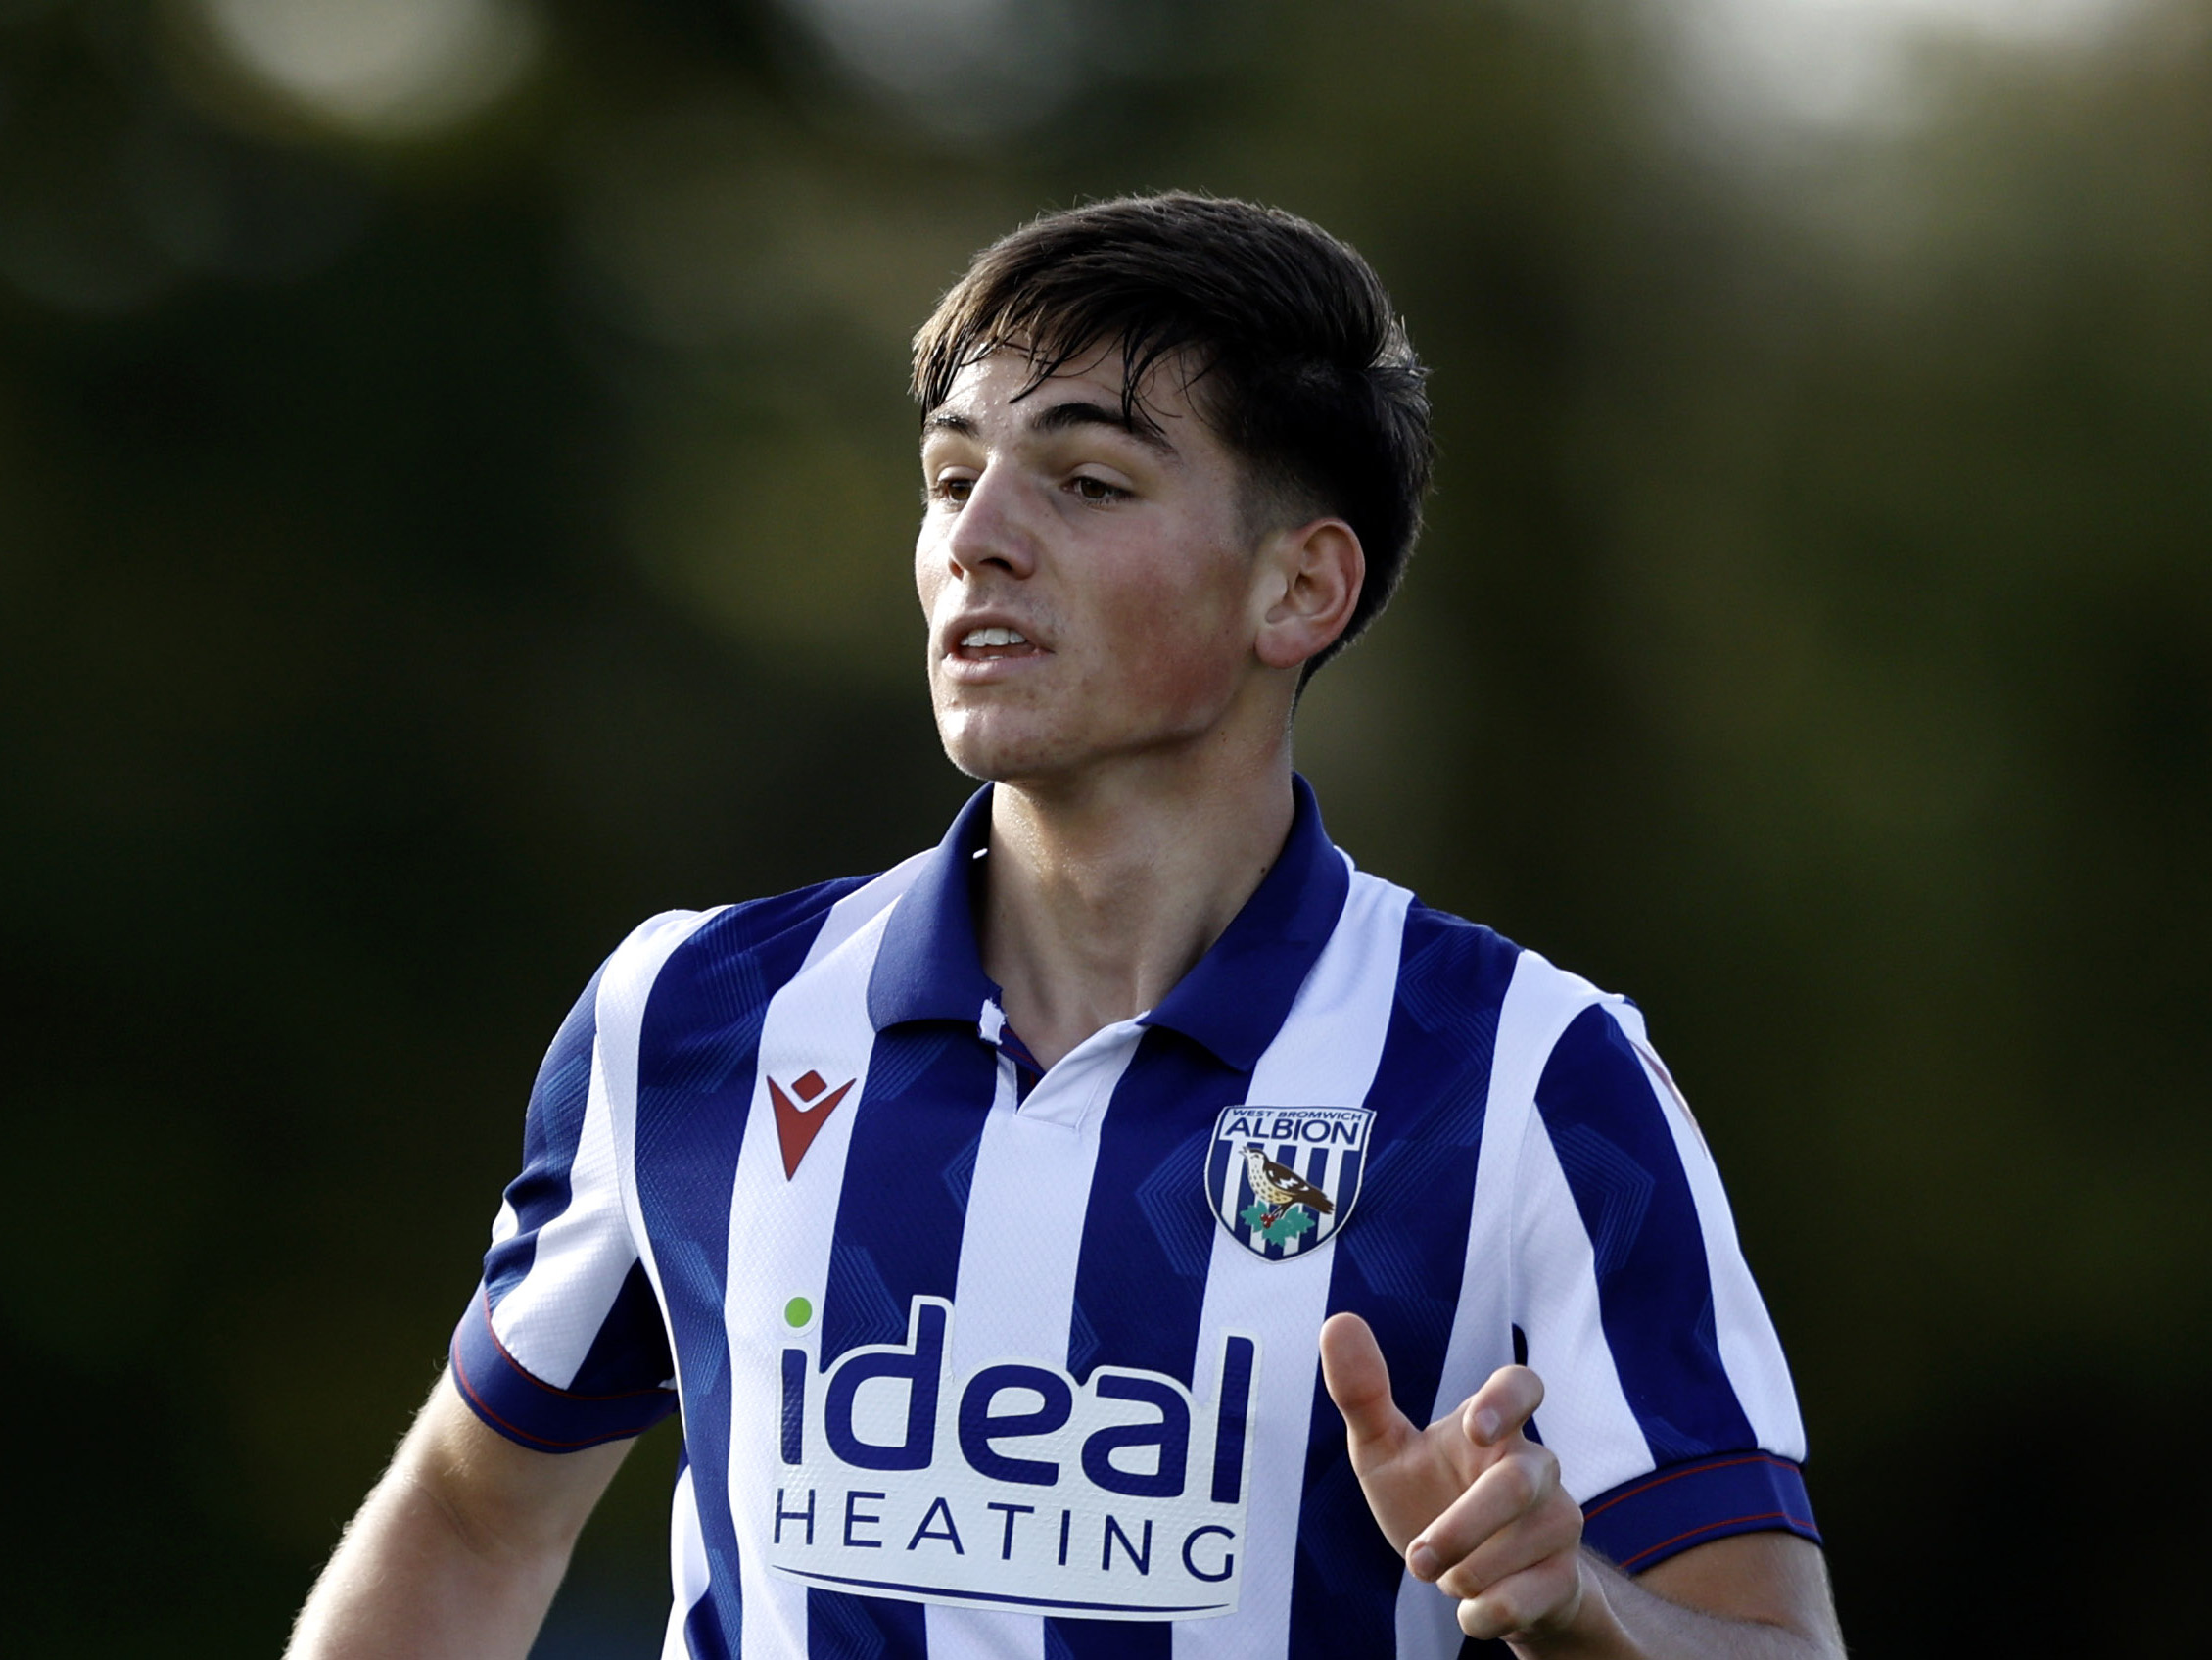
[770,1068,856,1179]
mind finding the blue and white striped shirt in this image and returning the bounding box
[451,779,1817,1660]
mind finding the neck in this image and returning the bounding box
[978,746,1297,1070]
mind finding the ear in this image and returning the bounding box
[1252,517,1365,671]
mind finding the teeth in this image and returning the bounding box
[961,626,1029,648]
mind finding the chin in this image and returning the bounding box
[942,733,1125,793]
[935,716,1058,784]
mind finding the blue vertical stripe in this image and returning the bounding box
[1048,1027,1248,1660]
[567,1258,676,1396]
[481,960,606,1305]
[1290,910,1520,1660]
[1532,1004,1756,1462]
[810,1022,997,1660]
[635,880,870,1660]
[671,1447,736,1660]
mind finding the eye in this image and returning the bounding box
[927,473,975,506]
[1069,475,1127,504]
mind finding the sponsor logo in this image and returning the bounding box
[1205,1105,1374,1259]
[766,1295,1258,1621]
[769,1069,855,1179]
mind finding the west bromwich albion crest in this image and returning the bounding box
[1206,1105,1374,1259]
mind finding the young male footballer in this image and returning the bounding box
[290,195,1846,1660]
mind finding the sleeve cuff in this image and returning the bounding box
[1580,1451,1820,1574]
[448,1285,678,1452]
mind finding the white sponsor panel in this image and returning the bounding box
[767,1296,1259,1621]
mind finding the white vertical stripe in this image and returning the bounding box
[1506,1110,1648,1501]
[1397,949,1610,1660]
[595,903,729,1373]
[494,907,722,1387]
[1614,1005,1808,1460]
[723,879,910,1660]
[806,852,931,970]
[662,1462,710,1660]
[1174,863,1410,1660]
[924,1018,1144,1660]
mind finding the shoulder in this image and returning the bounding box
[1391,896,1526,1017]
[603,871,878,1000]
[1385,895,1671,1117]
[671,872,880,960]
[594,855,938,1038]
[1384,895,1611,1055]
[1458,946,1701,1204]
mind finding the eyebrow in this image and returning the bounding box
[920,401,1178,456]
[1031,400,1176,454]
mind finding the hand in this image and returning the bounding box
[1320,1312,1591,1646]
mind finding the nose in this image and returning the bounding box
[940,463,1039,581]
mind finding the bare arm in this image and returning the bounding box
[1572,1532,1845,1659]
[1321,1313,1845,1659]
[285,1371,633,1660]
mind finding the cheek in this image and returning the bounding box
[1103,560,1250,708]
[915,535,958,636]
[1138,654,1239,727]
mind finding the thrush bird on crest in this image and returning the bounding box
[1241,1142,1335,1232]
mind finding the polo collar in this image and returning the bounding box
[865,784,999,1032]
[865,776,1351,1072]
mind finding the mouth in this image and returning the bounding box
[950,624,1046,663]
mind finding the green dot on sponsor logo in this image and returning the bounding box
[783,1296,813,1329]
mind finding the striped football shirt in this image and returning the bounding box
[450,777,1817,1660]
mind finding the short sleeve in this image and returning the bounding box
[448,961,679,1451]
[1511,1001,1819,1572]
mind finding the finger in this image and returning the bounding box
[1454,1550,1584,1643]
[1430,1479,1581,1603]
[1319,1312,1413,1459]
[1406,1444,1563,1584]
[1461,1363,1545,1447]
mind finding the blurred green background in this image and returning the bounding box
[3,0,2207,1653]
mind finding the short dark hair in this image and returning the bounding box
[912,193,1433,678]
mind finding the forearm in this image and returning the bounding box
[286,1460,569,1660]
[286,1375,629,1660]
[1512,1543,1846,1660]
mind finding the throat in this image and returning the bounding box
[974,766,1297,1071]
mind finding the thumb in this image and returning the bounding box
[1320,1311,1412,1458]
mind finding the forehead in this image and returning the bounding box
[923,344,1214,447]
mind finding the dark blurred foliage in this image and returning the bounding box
[2,0,2207,1653]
